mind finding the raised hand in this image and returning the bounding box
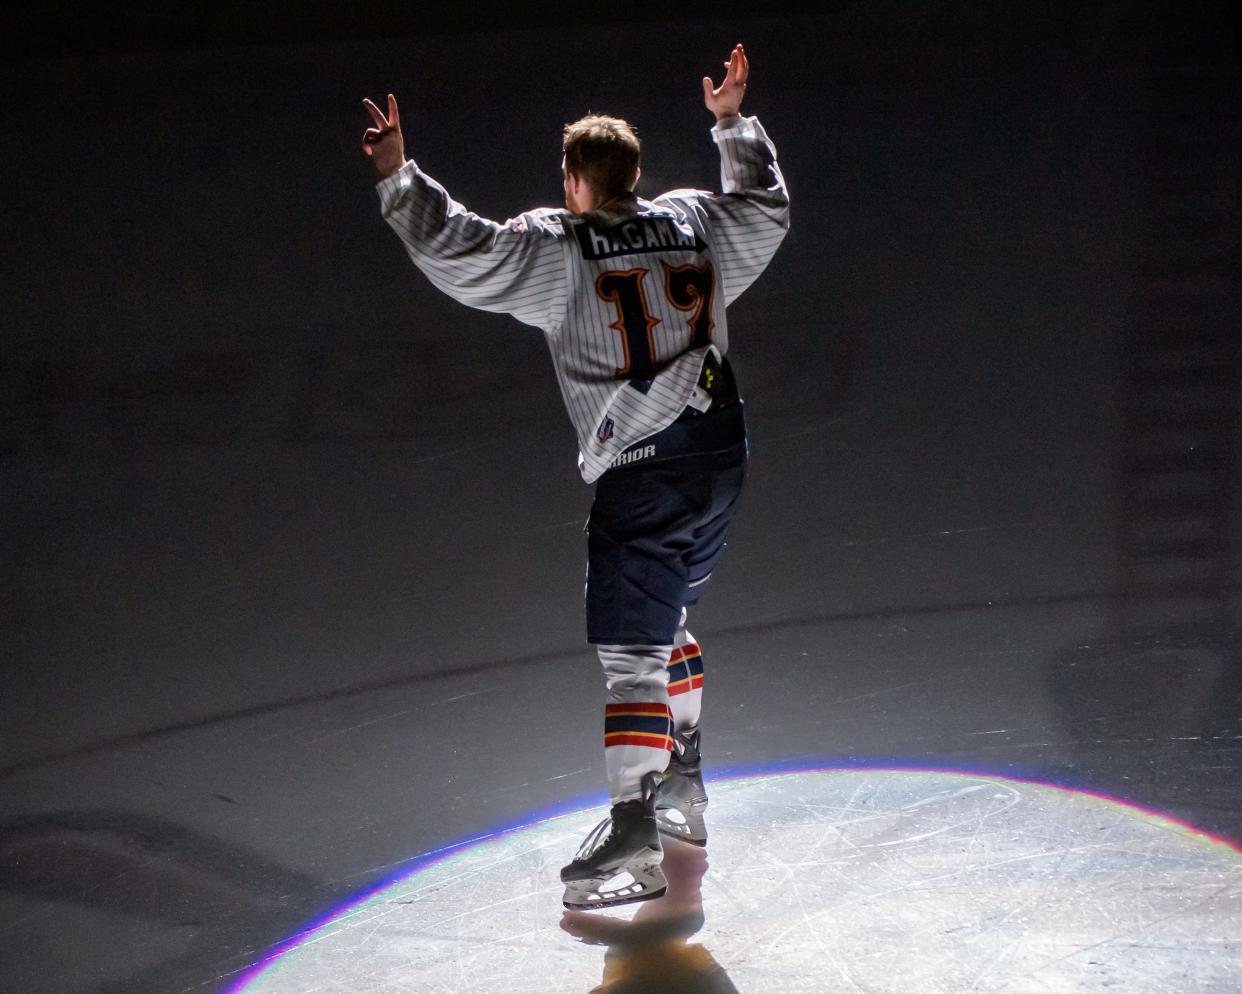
[701,43,748,121]
[362,93,405,178]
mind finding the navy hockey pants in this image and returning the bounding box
[585,402,748,646]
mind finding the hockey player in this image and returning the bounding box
[363,43,788,909]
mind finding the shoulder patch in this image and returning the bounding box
[508,208,571,236]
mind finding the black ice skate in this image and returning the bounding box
[656,725,709,846]
[561,772,666,910]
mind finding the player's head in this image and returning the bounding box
[562,114,641,214]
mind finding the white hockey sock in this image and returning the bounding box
[667,612,704,732]
[597,644,673,804]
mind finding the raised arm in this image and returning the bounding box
[702,43,749,122]
[361,92,568,330]
[362,93,406,178]
[658,45,789,306]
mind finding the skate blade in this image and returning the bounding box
[655,808,708,847]
[561,862,668,911]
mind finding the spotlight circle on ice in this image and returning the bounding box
[231,769,1242,993]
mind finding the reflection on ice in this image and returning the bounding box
[563,841,738,993]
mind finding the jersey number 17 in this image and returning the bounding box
[595,261,717,381]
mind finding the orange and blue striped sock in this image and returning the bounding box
[668,628,704,732]
[603,701,673,803]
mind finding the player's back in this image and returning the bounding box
[557,197,729,389]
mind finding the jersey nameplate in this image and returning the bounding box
[573,216,707,261]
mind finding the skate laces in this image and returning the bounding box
[574,774,662,862]
[574,815,615,860]
[574,798,646,860]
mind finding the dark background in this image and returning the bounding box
[1,2,1239,992]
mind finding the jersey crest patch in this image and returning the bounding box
[597,417,615,443]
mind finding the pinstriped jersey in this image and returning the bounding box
[376,115,789,482]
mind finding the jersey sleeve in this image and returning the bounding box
[655,116,790,306]
[376,162,568,330]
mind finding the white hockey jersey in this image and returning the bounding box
[377,115,789,482]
